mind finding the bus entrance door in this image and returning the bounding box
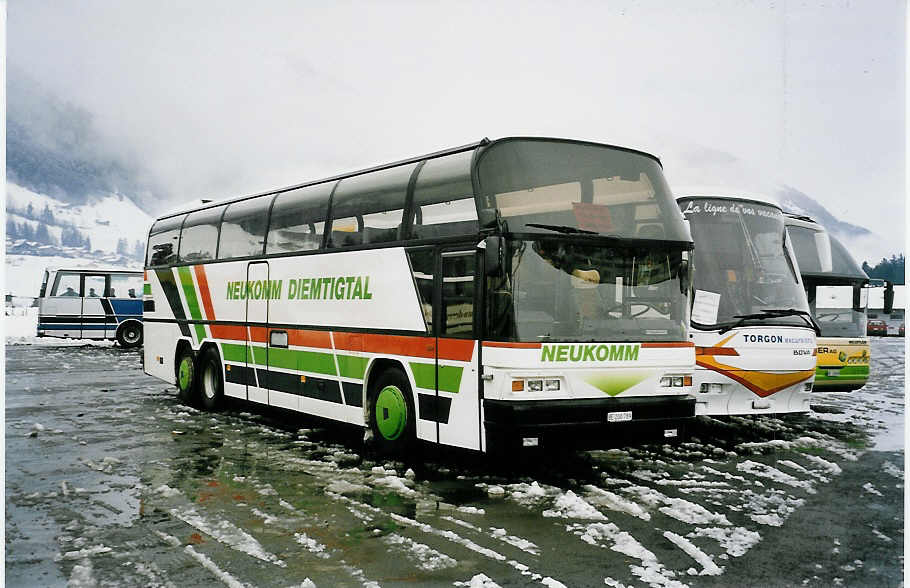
[245,262,270,404]
[81,274,108,340]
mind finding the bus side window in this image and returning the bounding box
[179,207,225,263]
[52,273,81,297]
[84,275,105,298]
[410,151,478,240]
[219,196,273,259]
[407,248,435,334]
[266,183,333,254]
[328,163,416,248]
[147,215,185,267]
[441,252,475,338]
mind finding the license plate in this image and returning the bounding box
[607,411,633,423]
[827,369,840,377]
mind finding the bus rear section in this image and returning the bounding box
[37,267,144,348]
[678,196,818,415]
[142,137,697,453]
[786,216,872,392]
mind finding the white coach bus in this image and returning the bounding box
[677,194,819,415]
[38,267,144,348]
[143,137,696,453]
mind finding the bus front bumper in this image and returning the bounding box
[483,395,695,451]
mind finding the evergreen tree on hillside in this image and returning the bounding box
[34,223,51,244]
[20,223,34,240]
[7,219,18,238]
[863,254,906,285]
[116,238,129,255]
[133,240,145,260]
[40,204,55,225]
[25,203,34,219]
[84,236,92,251]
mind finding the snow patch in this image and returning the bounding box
[543,490,607,520]
[687,526,762,557]
[170,507,286,567]
[862,482,883,496]
[295,532,331,559]
[663,531,722,575]
[383,533,457,571]
[737,460,816,493]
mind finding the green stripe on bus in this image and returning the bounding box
[177,266,203,320]
[337,355,368,380]
[194,324,206,343]
[409,362,464,394]
[143,283,152,295]
[269,348,338,376]
[221,343,248,363]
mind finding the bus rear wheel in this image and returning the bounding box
[116,321,143,348]
[198,347,225,411]
[175,349,198,404]
[368,369,416,455]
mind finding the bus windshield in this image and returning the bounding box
[476,139,690,242]
[813,284,868,338]
[488,238,688,342]
[680,197,808,329]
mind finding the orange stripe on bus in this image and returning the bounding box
[482,341,542,349]
[249,326,268,343]
[288,329,333,349]
[193,265,216,320]
[640,341,694,348]
[695,346,740,356]
[438,339,475,361]
[360,334,436,359]
[209,324,247,340]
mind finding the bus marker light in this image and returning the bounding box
[300,375,307,382]
[225,365,231,372]
[522,437,539,447]
[683,376,692,386]
[752,399,771,409]
[511,380,524,392]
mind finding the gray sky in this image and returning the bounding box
[8,0,906,260]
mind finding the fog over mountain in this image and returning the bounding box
[6,69,165,213]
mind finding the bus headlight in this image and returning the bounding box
[661,375,693,388]
[544,379,560,391]
[527,379,544,392]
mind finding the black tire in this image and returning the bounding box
[198,347,225,411]
[367,369,416,455]
[116,321,143,348]
[175,348,198,404]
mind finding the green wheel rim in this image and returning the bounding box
[375,385,408,441]
[178,357,193,390]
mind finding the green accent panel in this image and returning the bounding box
[815,365,870,380]
[267,347,336,376]
[177,266,203,320]
[251,345,268,365]
[584,370,654,397]
[143,283,152,295]
[194,324,206,343]
[409,362,464,394]
[337,355,368,380]
[221,343,248,363]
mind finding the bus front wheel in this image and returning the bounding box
[199,347,225,411]
[368,369,415,455]
[175,349,198,404]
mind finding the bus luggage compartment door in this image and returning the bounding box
[245,262,270,404]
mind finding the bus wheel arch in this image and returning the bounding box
[115,320,143,348]
[365,360,416,454]
[174,341,197,404]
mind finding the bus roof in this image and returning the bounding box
[783,215,868,283]
[151,136,664,223]
[674,190,785,212]
[45,267,143,275]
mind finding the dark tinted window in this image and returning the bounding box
[147,215,185,266]
[179,207,225,262]
[219,196,273,259]
[411,152,478,239]
[787,224,832,274]
[266,183,333,254]
[328,164,417,248]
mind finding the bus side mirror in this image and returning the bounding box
[151,243,173,265]
[483,236,503,276]
[678,258,690,294]
[884,281,894,314]
[478,208,497,229]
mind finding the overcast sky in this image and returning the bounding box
[7,0,906,259]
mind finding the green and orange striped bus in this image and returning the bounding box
[142,137,696,453]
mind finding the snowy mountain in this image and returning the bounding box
[5,183,152,297]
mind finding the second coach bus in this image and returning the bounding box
[677,194,819,415]
[143,137,697,453]
[785,214,871,391]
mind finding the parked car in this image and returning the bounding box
[867,319,887,336]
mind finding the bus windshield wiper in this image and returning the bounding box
[719,308,821,336]
[525,223,597,235]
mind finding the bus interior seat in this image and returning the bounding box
[331,230,362,248]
